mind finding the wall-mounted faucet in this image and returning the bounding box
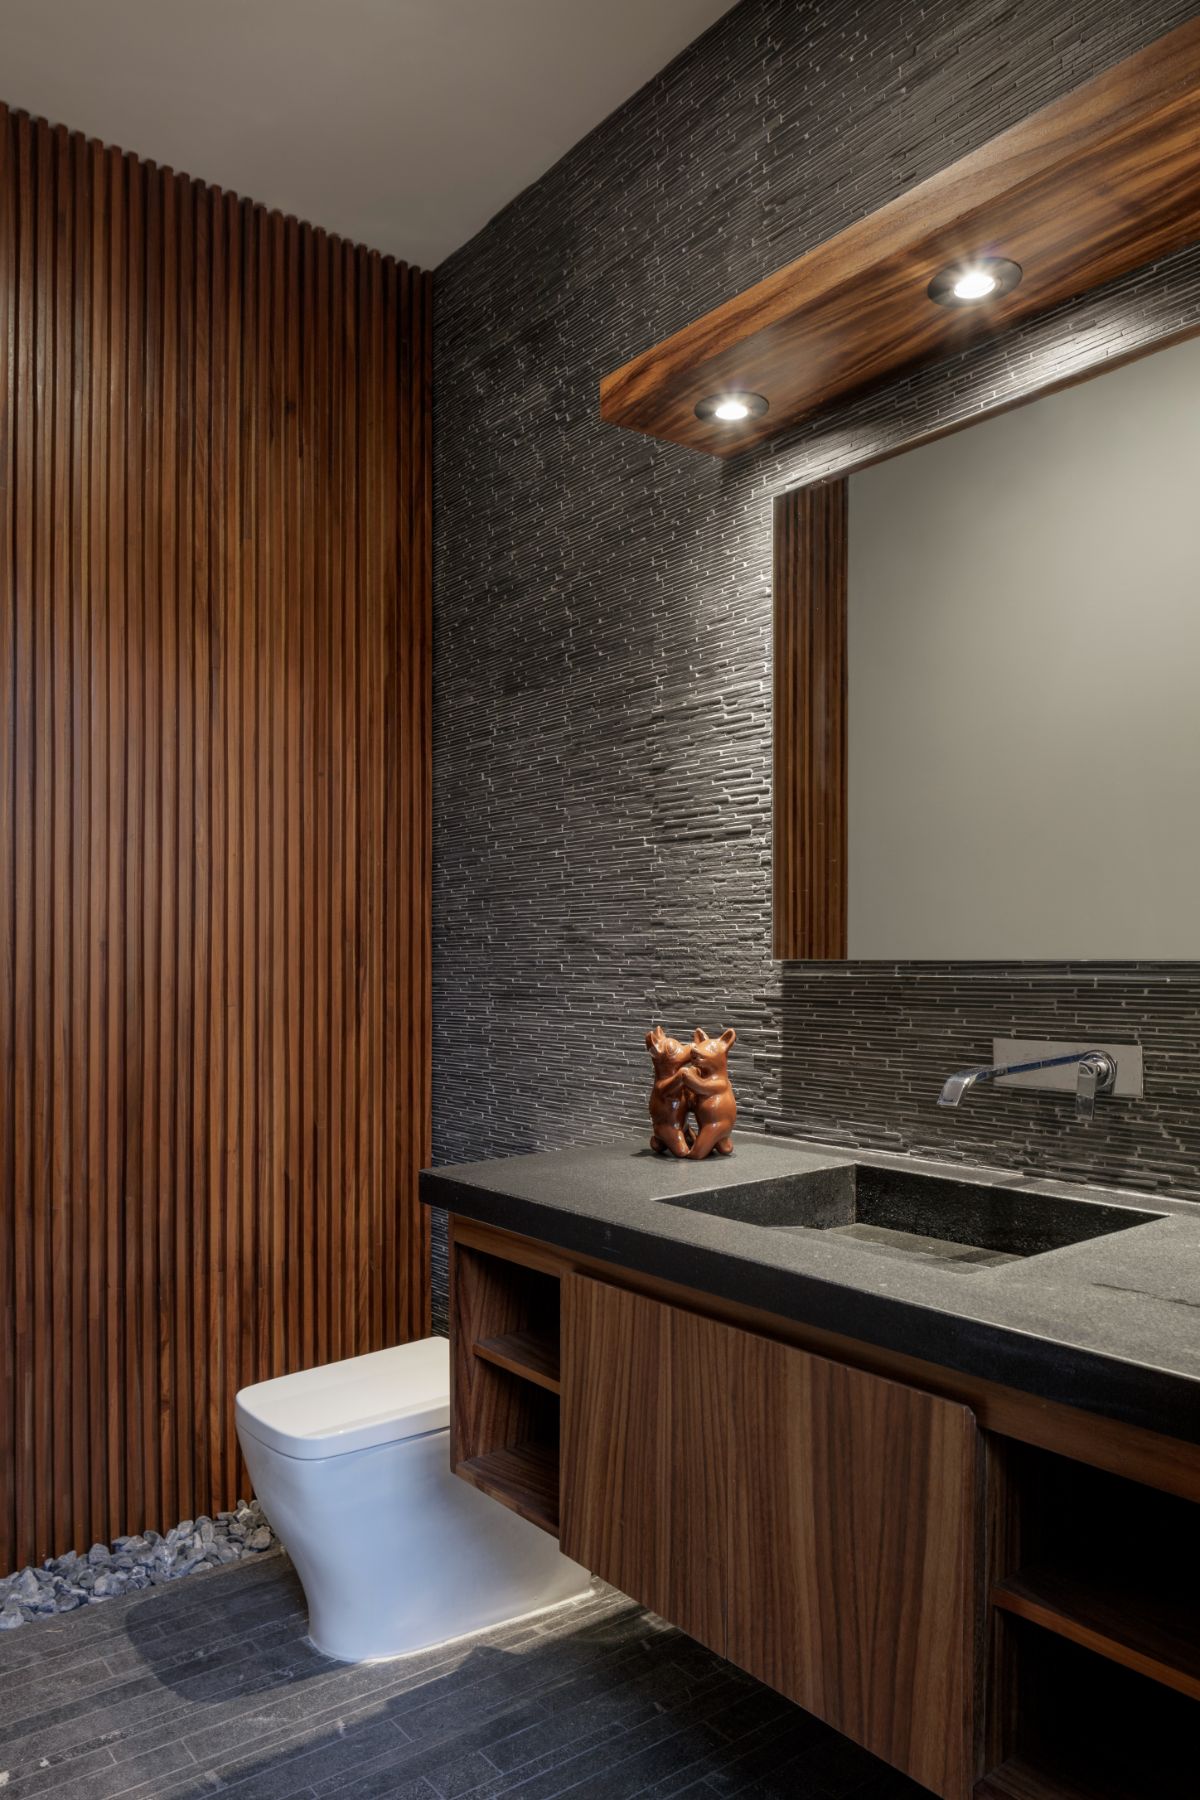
[938,1048,1118,1122]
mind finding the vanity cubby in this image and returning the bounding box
[449,1238,563,1535]
[980,1629,1197,1799]
[982,1441,1199,1797]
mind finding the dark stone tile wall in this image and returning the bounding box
[431,0,1200,1327]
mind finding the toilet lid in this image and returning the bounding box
[235,1338,450,1460]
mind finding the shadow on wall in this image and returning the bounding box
[775,962,1200,1199]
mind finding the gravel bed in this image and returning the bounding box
[0,1499,279,1629]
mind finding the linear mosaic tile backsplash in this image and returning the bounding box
[431,0,1200,1327]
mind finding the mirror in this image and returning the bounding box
[773,332,1200,960]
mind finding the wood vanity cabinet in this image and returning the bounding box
[447,1215,1200,1800]
[559,1273,980,1800]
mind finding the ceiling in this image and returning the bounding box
[0,0,736,269]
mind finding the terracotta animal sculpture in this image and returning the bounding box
[646,1027,696,1158]
[678,1027,737,1159]
[646,1024,737,1159]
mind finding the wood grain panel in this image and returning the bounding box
[727,1333,980,1799]
[773,482,847,960]
[0,102,433,1574]
[559,1274,727,1654]
[601,17,1200,456]
[558,1270,979,1795]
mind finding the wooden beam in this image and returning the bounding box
[601,18,1200,456]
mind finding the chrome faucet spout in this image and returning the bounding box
[937,1068,993,1108]
[937,1049,1117,1121]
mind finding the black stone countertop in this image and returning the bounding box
[420,1132,1200,1445]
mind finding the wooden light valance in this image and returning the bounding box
[601,19,1200,457]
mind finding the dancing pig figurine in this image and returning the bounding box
[645,1024,737,1159]
[645,1026,696,1158]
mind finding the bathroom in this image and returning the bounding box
[2,0,1199,1793]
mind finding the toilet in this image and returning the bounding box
[235,1337,590,1662]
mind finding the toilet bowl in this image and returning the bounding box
[235,1337,590,1662]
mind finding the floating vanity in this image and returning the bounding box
[421,1135,1200,1800]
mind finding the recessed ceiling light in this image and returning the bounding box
[952,269,997,300]
[927,257,1023,307]
[694,391,769,424]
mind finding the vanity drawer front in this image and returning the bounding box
[558,1273,728,1656]
[559,1272,980,1800]
[727,1330,980,1800]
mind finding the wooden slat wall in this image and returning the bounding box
[773,482,848,960]
[0,103,432,1573]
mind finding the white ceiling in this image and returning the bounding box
[0,0,736,268]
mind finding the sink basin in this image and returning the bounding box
[657,1163,1164,1270]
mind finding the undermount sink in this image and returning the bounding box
[657,1163,1164,1270]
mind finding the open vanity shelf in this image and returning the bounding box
[993,1562,1200,1699]
[979,1645,1197,1800]
[472,1327,561,1393]
[601,17,1200,458]
[992,1562,1200,1702]
[450,1240,564,1534]
[981,1445,1198,1797]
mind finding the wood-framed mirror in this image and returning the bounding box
[773,327,1200,961]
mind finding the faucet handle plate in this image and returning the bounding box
[990,1039,1142,1100]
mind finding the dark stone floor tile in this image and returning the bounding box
[701,1685,799,1746]
[481,1687,658,1774]
[712,1755,838,1799]
[0,1558,926,1800]
[101,1610,306,1683]
[437,1721,627,1800]
[689,1717,835,1798]
[502,1667,798,1800]
[196,1716,405,1799]
[0,1557,292,1673]
[0,1671,168,1752]
[329,1767,441,1800]
[45,1739,199,1800]
[841,1777,930,1800]
[1,1744,118,1800]
[536,1719,730,1800]
[792,1733,901,1798]
[0,1652,135,1729]
[467,1631,715,1751]
[145,1772,239,1800]
[414,1747,502,1799]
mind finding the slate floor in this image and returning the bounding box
[0,1552,928,1799]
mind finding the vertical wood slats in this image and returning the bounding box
[0,103,433,1574]
[772,482,848,961]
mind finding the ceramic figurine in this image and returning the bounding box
[646,1026,696,1158]
[646,1024,737,1159]
[677,1027,737,1159]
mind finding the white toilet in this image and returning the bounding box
[235,1337,590,1662]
